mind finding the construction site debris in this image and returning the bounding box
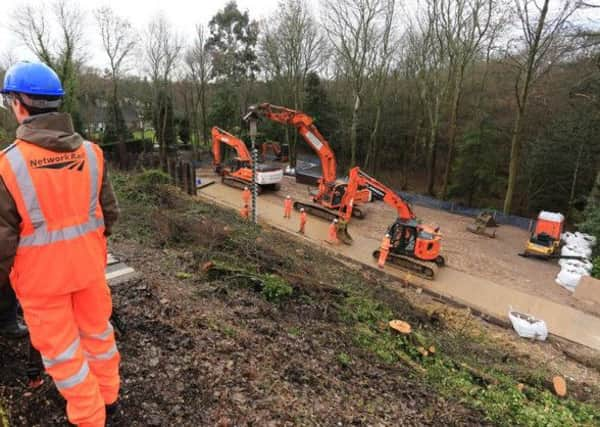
[508,308,548,341]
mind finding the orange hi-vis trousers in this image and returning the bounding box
[20,281,120,427]
[284,199,292,218]
[328,223,338,244]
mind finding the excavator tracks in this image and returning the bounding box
[372,250,439,280]
[222,176,263,193]
[292,201,365,222]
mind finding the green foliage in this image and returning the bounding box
[209,84,239,131]
[527,111,600,216]
[592,257,600,279]
[261,274,293,303]
[103,97,131,144]
[448,119,507,206]
[579,172,600,256]
[303,72,338,144]
[112,169,171,206]
[153,89,177,150]
[340,289,600,426]
[336,352,352,367]
[206,1,259,82]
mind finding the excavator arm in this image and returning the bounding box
[211,126,252,169]
[252,103,337,186]
[340,167,415,222]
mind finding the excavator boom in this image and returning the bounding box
[253,103,337,186]
[340,167,415,222]
[211,126,252,168]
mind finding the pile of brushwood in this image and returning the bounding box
[1,169,599,426]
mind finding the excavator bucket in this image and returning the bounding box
[466,223,496,238]
[336,219,353,245]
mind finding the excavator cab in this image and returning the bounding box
[389,219,443,265]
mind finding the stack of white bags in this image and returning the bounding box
[555,232,597,292]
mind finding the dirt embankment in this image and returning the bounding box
[1,172,599,426]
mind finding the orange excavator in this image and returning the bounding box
[250,103,371,219]
[340,167,445,279]
[211,126,283,191]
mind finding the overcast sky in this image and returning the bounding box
[0,0,598,73]
[0,0,297,70]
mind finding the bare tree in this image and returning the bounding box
[323,0,385,168]
[186,24,213,146]
[364,0,398,173]
[260,0,325,166]
[145,13,184,167]
[503,0,579,213]
[11,0,85,127]
[407,1,451,195]
[436,0,501,199]
[95,6,137,167]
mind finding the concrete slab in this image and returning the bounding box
[198,182,600,352]
[106,253,139,286]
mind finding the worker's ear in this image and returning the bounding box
[11,98,30,124]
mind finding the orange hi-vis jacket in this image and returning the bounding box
[0,139,107,298]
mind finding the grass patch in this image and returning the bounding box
[339,288,600,426]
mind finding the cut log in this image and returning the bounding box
[459,362,499,386]
[553,375,567,397]
[428,345,436,355]
[389,320,412,335]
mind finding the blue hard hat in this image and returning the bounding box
[1,61,64,96]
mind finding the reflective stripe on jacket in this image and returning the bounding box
[0,139,107,297]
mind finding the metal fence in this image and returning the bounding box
[395,191,536,231]
[294,159,536,232]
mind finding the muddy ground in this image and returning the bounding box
[1,174,599,426]
[267,174,586,313]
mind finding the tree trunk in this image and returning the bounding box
[350,92,361,168]
[503,0,550,214]
[503,106,524,214]
[440,70,464,199]
[568,140,585,216]
[426,122,438,196]
[200,82,208,146]
[366,103,382,173]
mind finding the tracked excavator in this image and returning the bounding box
[340,167,445,279]
[249,103,372,220]
[211,126,283,191]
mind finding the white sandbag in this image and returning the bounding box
[508,307,548,341]
[559,258,593,273]
[561,244,592,258]
[555,268,585,292]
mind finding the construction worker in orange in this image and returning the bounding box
[299,208,307,234]
[240,204,249,220]
[283,195,293,218]
[242,186,251,206]
[0,62,121,426]
[378,233,392,268]
[327,218,339,244]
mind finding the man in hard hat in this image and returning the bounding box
[327,218,339,244]
[0,62,120,426]
[242,186,251,206]
[298,208,307,234]
[283,195,292,219]
[378,233,392,268]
